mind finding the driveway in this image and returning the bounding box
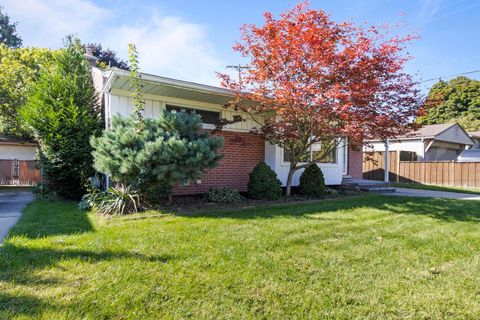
[0,190,34,243]
[385,187,480,200]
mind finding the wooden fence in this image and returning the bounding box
[363,151,480,188]
[0,159,42,186]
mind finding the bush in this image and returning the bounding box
[32,183,57,199]
[325,187,338,196]
[206,187,243,204]
[298,164,326,196]
[91,111,223,202]
[22,36,101,199]
[247,162,282,200]
[79,185,140,215]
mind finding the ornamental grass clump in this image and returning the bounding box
[206,187,243,204]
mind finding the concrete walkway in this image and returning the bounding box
[384,187,480,200]
[0,191,34,243]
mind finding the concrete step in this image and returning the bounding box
[360,187,396,193]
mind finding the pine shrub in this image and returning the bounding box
[91,111,223,201]
[298,164,326,196]
[247,161,282,200]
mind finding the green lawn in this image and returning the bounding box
[392,182,480,195]
[2,196,480,319]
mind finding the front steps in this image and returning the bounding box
[341,177,396,193]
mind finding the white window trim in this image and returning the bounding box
[281,142,339,167]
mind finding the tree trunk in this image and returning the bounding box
[285,165,296,197]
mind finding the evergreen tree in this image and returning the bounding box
[298,164,326,197]
[91,111,224,201]
[247,162,282,200]
[0,7,22,48]
[418,76,480,131]
[22,36,102,199]
[85,43,129,70]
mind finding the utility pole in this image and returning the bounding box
[226,64,249,84]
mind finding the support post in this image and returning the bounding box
[384,139,389,183]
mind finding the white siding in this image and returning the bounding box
[0,145,37,160]
[265,140,346,186]
[107,92,264,132]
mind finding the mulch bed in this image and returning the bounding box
[158,189,360,215]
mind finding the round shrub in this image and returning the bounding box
[247,161,282,200]
[299,164,326,197]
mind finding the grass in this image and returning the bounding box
[2,196,480,319]
[391,182,480,195]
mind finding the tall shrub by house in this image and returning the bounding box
[298,164,326,197]
[91,111,224,201]
[22,36,102,199]
[247,161,282,200]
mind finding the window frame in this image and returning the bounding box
[282,141,338,165]
[165,104,220,129]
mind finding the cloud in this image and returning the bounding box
[419,0,442,19]
[104,15,225,86]
[2,0,225,85]
[2,0,111,48]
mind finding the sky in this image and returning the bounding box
[3,0,480,92]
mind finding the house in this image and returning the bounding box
[92,66,362,194]
[468,131,480,149]
[0,134,37,161]
[0,134,40,185]
[365,123,474,161]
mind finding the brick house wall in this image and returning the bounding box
[173,131,265,195]
[348,144,363,179]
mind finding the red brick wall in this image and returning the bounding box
[348,144,363,179]
[173,131,265,195]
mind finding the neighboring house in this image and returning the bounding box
[365,123,474,161]
[0,134,40,185]
[0,134,37,161]
[468,131,480,149]
[92,66,362,194]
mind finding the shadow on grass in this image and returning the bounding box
[0,292,47,318]
[0,244,173,282]
[7,200,94,239]
[178,195,480,223]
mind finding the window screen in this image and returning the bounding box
[166,105,220,125]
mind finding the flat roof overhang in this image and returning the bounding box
[105,69,234,106]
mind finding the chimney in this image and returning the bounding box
[84,47,98,67]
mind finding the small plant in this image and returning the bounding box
[247,162,282,200]
[298,164,327,197]
[32,183,57,199]
[206,187,243,204]
[79,185,140,215]
[325,187,338,196]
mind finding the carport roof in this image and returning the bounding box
[0,135,36,146]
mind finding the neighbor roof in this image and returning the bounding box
[396,123,457,139]
[0,134,36,146]
[468,131,480,139]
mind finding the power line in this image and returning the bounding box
[420,68,480,83]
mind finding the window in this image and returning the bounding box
[283,142,337,164]
[166,105,220,125]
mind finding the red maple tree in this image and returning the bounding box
[219,2,422,196]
